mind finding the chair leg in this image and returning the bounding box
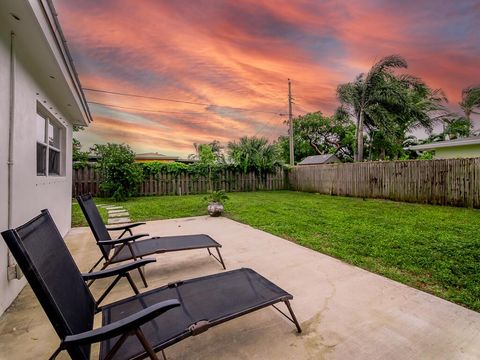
[135,328,160,360]
[284,300,302,333]
[125,272,140,295]
[104,332,130,360]
[88,256,104,273]
[48,346,63,360]
[215,248,226,270]
[137,266,148,288]
[207,247,226,269]
[126,242,148,288]
[95,274,122,307]
[87,261,110,288]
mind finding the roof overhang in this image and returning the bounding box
[408,137,480,151]
[1,0,92,126]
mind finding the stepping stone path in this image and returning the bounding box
[97,204,132,225]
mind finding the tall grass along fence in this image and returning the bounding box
[289,158,480,208]
[72,167,287,197]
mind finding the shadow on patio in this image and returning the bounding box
[1,216,480,359]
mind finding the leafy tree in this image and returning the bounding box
[277,111,355,163]
[227,136,281,173]
[72,126,90,168]
[276,134,316,164]
[91,143,143,201]
[72,138,89,162]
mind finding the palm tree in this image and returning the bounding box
[188,140,224,161]
[443,117,472,139]
[460,86,480,123]
[337,55,408,161]
[227,136,280,173]
[385,76,448,157]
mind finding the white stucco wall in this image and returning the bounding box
[434,145,480,159]
[0,24,73,315]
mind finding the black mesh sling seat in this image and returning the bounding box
[2,210,302,360]
[76,194,226,288]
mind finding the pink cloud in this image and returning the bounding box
[54,0,480,155]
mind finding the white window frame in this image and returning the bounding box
[36,107,65,177]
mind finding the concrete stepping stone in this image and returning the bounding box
[108,209,127,214]
[109,212,130,218]
[104,206,123,210]
[108,217,131,224]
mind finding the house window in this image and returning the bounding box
[36,111,63,176]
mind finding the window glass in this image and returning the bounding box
[36,106,64,177]
[37,143,47,175]
[48,148,60,175]
[36,114,46,143]
[48,122,60,149]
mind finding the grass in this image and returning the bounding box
[72,202,109,227]
[72,190,480,311]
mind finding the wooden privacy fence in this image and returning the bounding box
[289,158,480,208]
[72,167,287,197]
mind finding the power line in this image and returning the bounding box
[253,113,284,137]
[84,87,210,106]
[294,105,310,115]
[83,87,286,116]
[88,101,209,115]
[88,101,252,128]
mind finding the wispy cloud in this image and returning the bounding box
[55,0,480,154]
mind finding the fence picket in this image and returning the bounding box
[289,159,480,208]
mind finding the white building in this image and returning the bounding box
[0,0,92,315]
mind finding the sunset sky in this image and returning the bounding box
[54,0,480,157]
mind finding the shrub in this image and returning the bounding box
[142,161,190,177]
[92,143,143,201]
[418,151,434,160]
[72,138,90,169]
[204,190,229,204]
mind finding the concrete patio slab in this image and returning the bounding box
[1,216,480,359]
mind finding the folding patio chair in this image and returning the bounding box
[76,194,226,288]
[1,209,302,360]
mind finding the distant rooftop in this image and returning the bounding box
[135,152,196,163]
[298,154,340,165]
[408,136,480,151]
[136,152,176,160]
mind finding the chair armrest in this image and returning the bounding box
[97,233,149,246]
[81,258,156,281]
[106,222,146,231]
[62,300,180,347]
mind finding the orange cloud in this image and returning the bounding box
[55,0,480,155]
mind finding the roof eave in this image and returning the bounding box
[42,0,92,125]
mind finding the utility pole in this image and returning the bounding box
[288,78,294,166]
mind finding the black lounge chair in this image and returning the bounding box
[76,194,226,287]
[1,210,302,360]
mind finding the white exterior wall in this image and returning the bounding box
[0,22,74,314]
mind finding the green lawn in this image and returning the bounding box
[72,191,480,311]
